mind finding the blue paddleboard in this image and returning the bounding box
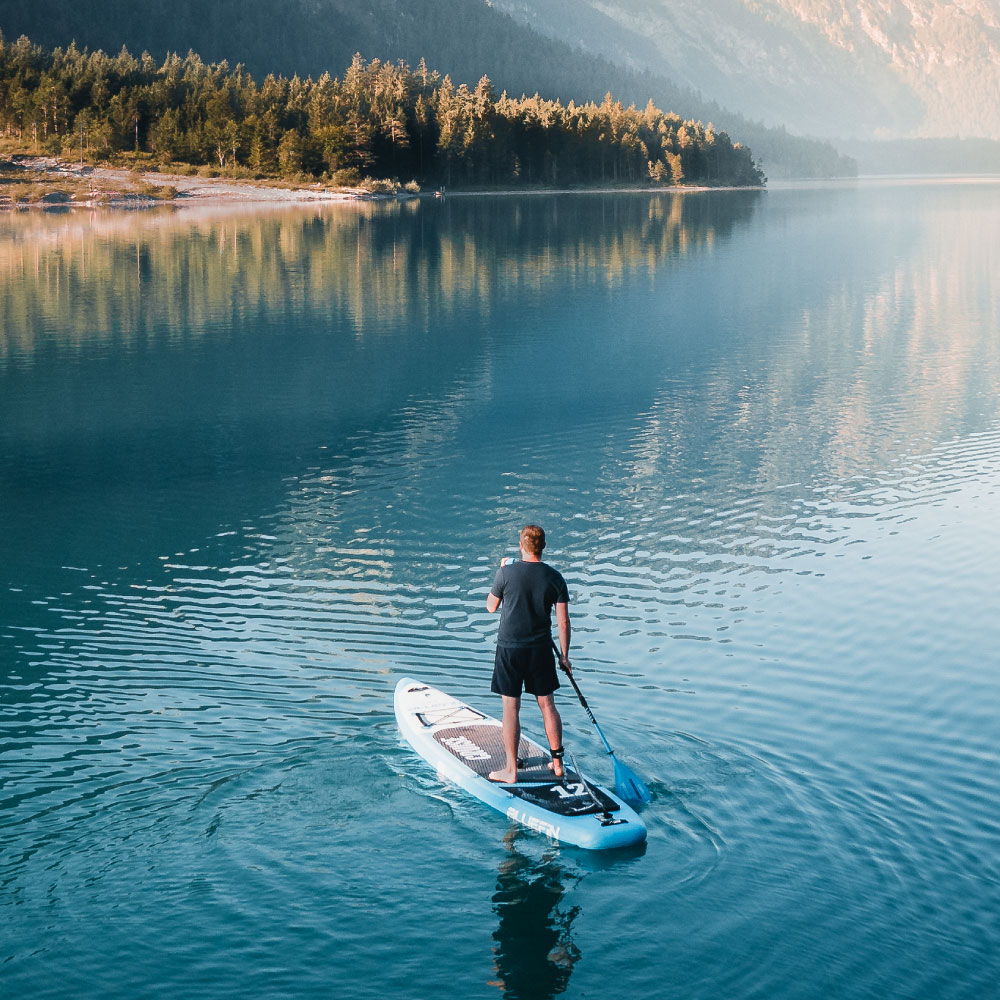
[394,677,647,850]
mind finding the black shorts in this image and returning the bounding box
[491,643,560,698]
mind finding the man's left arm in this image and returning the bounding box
[487,563,504,612]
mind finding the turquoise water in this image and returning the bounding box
[2,181,999,999]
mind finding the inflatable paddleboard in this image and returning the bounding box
[395,677,647,850]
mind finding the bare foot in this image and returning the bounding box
[488,769,517,783]
[547,759,565,778]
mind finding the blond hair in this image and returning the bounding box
[519,524,546,557]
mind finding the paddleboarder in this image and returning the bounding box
[485,524,572,783]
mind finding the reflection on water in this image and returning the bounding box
[0,192,761,360]
[5,183,992,505]
[489,834,580,1000]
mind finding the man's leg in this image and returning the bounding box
[536,694,564,778]
[489,694,521,782]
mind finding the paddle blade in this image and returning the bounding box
[613,757,653,805]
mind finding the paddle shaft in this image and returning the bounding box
[552,641,616,758]
[550,641,653,805]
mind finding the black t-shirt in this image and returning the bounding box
[490,560,569,648]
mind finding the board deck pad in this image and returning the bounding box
[506,781,619,817]
[433,723,620,818]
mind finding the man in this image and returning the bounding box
[485,524,572,783]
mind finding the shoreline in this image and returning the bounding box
[0,157,378,209]
[1,156,763,211]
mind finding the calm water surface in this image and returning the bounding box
[2,181,999,999]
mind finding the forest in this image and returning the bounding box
[0,0,857,179]
[0,33,765,188]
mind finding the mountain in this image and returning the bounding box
[0,0,856,177]
[492,0,1000,141]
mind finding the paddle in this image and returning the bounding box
[552,641,653,805]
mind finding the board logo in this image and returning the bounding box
[507,807,559,840]
[552,782,588,799]
[441,735,491,761]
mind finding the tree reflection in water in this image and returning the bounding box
[489,832,581,1000]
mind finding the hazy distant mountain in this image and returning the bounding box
[494,0,1000,140]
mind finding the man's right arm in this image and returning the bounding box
[555,602,571,673]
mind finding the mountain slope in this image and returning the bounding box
[495,0,1000,140]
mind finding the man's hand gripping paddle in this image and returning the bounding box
[552,641,653,805]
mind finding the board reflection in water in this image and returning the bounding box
[489,834,580,1000]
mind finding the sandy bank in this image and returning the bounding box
[1,157,389,209]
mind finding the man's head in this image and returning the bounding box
[519,524,546,557]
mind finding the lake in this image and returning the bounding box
[2,180,998,1000]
